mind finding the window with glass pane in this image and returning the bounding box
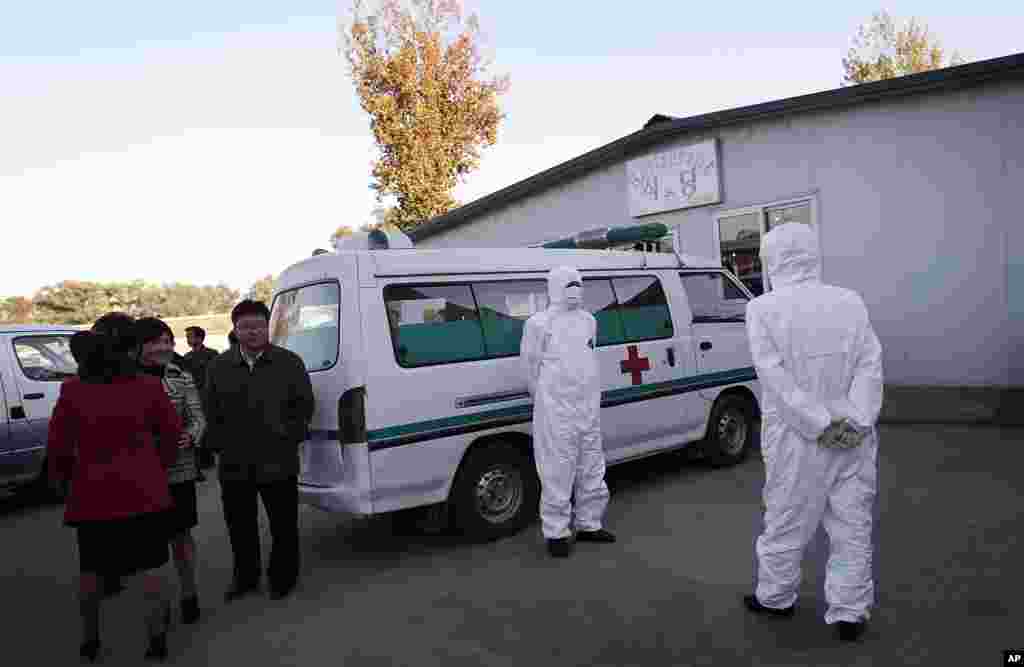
[269,282,340,372]
[612,277,674,341]
[581,278,624,346]
[13,335,77,381]
[473,280,548,358]
[718,212,764,296]
[680,273,748,323]
[766,201,812,231]
[384,284,485,366]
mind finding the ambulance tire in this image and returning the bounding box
[702,394,755,467]
[451,442,540,542]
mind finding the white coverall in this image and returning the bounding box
[746,223,884,624]
[520,266,609,540]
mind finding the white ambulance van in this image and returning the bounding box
[271,227,759,540]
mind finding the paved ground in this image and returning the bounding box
[2,424,1021,666]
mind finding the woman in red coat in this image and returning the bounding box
[49,317,182,662]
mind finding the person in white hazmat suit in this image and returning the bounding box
[743,223,884,642]
[521,266,616,558]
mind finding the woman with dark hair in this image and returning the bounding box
[48,315,182,662]
[135,317,207,625]
[88,315,141,601]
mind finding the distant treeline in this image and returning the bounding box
[0,276,275,325]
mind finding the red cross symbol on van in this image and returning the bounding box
[620,345,651,386]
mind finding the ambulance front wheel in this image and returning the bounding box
[451,441,540,542]
[703,394,756,467]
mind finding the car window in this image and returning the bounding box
[680,272,749,323]
[13,335,77,382]
[384,284,485,367]
[269,282,340,372]
[473,280,548,358]
[582,278,625,347]
[611,276,674,342]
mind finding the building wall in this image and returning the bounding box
[419,78,1023,387]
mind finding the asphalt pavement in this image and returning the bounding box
[1,423,1020,666]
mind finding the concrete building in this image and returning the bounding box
[409,53,1024,421]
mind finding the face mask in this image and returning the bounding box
[565,285,583,308]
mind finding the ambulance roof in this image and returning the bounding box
[282,247,721,282]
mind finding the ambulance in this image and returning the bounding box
[271,223,760,540]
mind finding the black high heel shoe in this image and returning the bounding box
[144,603,171,661]
[79,638,102,663]
[144,633,168,661]
[181,595,200,624]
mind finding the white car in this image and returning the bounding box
[0,325,79,496]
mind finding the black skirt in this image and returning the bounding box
[166,480,199,536]
[75,512,170,576]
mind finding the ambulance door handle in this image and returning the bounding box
[666,347,675,367]
[24,393,44,400]
[699,341,713,351]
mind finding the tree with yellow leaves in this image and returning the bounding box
[340,0,509,231]
[843,11,965,85]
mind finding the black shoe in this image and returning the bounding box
[743,594,795,617]
[181,596,200,624]
[575,528,617,543]
[224,580,260,603]
[546,538,571,558]
[837,621,866,641]
[102,576,125,599]
[269,581,297,600]
[79,639,101,663]
[144,633,168,661]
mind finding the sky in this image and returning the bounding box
[2,1,1021,298]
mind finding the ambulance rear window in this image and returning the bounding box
[269,281,340,372]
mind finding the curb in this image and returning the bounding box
[878,386,1024,426]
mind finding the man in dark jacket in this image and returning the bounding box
[183,326,219,392]
[184,326,220,472]
[204,300,314,602]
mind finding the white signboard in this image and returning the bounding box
[627,138,721,217]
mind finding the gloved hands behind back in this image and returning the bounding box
[817,419,868,450]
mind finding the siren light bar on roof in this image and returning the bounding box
[540,223,669,250]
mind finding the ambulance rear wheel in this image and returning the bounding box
[451,442,539,542]
[703,394,755,467]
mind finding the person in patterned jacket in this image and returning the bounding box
[136,317,208,626]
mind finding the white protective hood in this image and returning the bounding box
[547,265,582,311]
[760,223,821,290]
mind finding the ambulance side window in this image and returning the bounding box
[384,284,485,367]
[680,272,748,323]
[473,280,548,358]
[581,279,625,347]
[611,277,674,342]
